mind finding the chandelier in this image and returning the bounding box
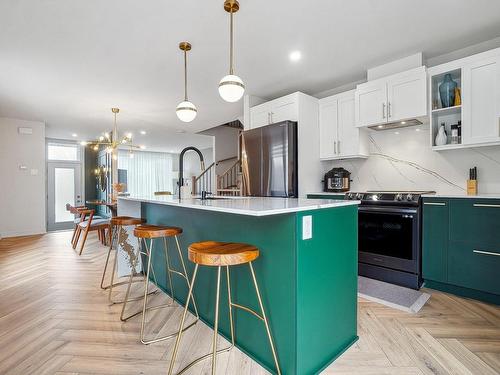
[80,108,144,159]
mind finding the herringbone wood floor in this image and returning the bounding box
[0,232,499,375]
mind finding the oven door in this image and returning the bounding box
[358,206,419,273]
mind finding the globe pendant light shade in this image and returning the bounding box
[218,74,245,103]
[176,100,197,122]
[177,41,197,123]
[219,0,244,102]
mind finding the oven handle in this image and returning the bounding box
[358,206,418,215]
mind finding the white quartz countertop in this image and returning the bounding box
[118,195,360,216]
[422,193,500,199]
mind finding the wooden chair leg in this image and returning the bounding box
[72,227,82,249]
[98,229,102,242]
[79,227,90,255]
[71,224,78,244]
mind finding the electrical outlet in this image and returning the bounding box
[302,215,312,240]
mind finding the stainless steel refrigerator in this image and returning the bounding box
[241,121,297,197]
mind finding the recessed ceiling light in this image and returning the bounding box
[401,121,406,125]
[140,130,146,135]
[415,128,421,132]
[377,125,384,129]
[289,50,302,62]
[394,131,400,135]
[140,145,146,150]
[72,133,78,137]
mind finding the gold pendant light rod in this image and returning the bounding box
[176,42,197,122]
[179,42,191,101]
[224,0,239,75]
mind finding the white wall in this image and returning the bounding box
[321,126,500,195]
[200,125,240,175]
[0,118,46,237]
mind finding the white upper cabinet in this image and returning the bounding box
[249,102,271,129]
[428,48,500,151]
[320,90,369,160]
[319,96,338,159]
[249,93,298,129]
[387,68,427,122]
[355,81,387,127]
[462,55,500,145]
[355,66,427,127]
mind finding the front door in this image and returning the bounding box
[47,162,82,231]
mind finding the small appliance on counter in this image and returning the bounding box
[323,167,351,192]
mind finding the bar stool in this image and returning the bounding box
[100,216,147,304]
[121,224,199,345]
[168,241,281,375]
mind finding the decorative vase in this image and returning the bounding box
[435,125,447,146]
[439,73,457,108]
[454,87,461,106]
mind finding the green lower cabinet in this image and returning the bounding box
[450,199,500,249]
[422,197,500,305]
[448,240,500,295]
[422,199,449,283]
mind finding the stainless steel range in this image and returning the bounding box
[345,191,435,289]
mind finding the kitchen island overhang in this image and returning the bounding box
[118,196,360,375]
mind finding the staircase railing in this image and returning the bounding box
[191,162,215,196]
[217,159,242,196]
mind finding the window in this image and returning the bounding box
[118,150,174,196]
[47,142,79,161]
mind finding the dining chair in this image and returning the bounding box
[72,209,110,255]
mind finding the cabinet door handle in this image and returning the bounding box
[267,112,271,124]
[388,102,391,118]
[337,140,340,154]
[423,202,446,206]
[382,103,386,119]
[473,203,500,208]
[333,140,337,154]
[473,250,500,257]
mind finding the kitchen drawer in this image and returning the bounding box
[448,240,500,295]
[450,199,500,248]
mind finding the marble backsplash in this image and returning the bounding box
[323,126,500,194]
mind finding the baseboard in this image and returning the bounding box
[424,280,500,306]
[0,230,46,239]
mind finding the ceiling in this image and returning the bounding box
[1,0,500,149]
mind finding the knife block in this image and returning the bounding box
[467,180,477,196]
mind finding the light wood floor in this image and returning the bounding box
[0,232,499,375]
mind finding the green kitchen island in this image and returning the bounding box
[117,195,359,375]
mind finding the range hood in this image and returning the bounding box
[368,119,423,131]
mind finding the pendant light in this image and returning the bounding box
[80,108,143,159]
[218,0,245,103]
[176,42,197,122]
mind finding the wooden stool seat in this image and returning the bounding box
[110,216,146,226]
[188,241,259,266]
[134,225,183,239]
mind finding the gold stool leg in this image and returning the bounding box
[138,236,195,345]
[119,240,143,321]
[163,237,175,304]
[168,266,235,375]
[211,266,222,375]
[168,264,199,375]
[101,224,118,290]
[174,235,199,319]
[249,261,281,375]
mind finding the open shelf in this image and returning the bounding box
[430,68,463,148]
[431,105,461,115]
